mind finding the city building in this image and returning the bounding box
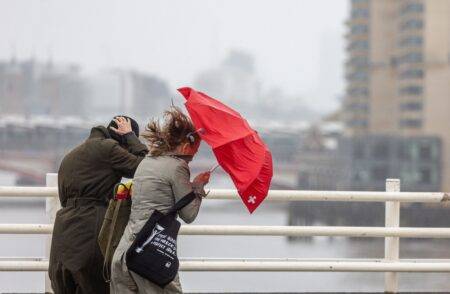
[0,59,87,117]
[338,135,441,192]
[343,0,450,190]
[296,133,441,192]
[291,133,442,230]
[0,59,171,124]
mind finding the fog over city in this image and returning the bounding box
[0,0,347,115]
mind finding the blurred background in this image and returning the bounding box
[1,0,450,292]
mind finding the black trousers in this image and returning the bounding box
[50,261,109,294]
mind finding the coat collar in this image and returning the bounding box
[89,126,111,139]
[156,151,193,163]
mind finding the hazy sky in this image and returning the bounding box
[1,0,348,113]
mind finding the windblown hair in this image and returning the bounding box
[142,106,200,156]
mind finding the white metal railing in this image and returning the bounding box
[2,185,448,202]
[4,259,450,272]
[5,224,450,238]
[1,174,450,293]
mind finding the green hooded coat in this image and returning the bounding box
[49,126,148,293]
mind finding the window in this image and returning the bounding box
[347,103,369,112]
[400,19,423,30]
[419,145,432,160]
[399,119,422,128]
[351,24,368,34]
[372,142,389,159]
[349,56,369,67]
[400,102,423,111]
[348,87,369,97]
[347,71,369,82]
[401,2,424,15]
[399,36,423,48]
[399,69,424,79]
[349,40,369,50]
[406,53,423,63]
[351,8,369,18]
[398,143,411,160]
[398,52,423,64]
[347,119,368,128]
[399,85,423,96]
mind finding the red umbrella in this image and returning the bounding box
[178,87,273,213]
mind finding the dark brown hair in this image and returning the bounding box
[142,106,200,156]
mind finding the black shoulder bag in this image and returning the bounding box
[125,191,197,287]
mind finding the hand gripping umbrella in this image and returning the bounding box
[178,87,273,213]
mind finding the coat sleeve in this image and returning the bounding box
[109,141,146,178]
[123,132,148,156]
[171,162,203,224]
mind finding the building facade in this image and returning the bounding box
[344,0,450,190]
[0,59,87,117]
[338,135,441,192]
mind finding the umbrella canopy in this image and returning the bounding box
[178,87,273,213]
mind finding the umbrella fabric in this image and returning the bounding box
[178,87,273,213]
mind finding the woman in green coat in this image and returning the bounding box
[49,117,148,294]
[110,107,210,294]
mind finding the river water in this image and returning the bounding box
[1,170,450,293]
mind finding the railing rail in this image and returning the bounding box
[0,186,57,197]
[3,259,450,272]
[1,173,450,293]
[1,186,449,203]
[4,224,450,238]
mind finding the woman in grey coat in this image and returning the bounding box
[110,107,210,294]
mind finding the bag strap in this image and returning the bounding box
[168,191,197,215]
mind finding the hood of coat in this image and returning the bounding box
[89,126,112,140]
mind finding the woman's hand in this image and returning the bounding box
[109,116,133,135]
[193,171,210,186]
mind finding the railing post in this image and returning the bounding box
[45,173,59,294]
[385,179,400,293]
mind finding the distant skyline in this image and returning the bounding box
[0,0,348,114]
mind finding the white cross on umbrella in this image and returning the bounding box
[247,195,257,204]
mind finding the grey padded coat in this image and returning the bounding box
[110,154,203,294]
